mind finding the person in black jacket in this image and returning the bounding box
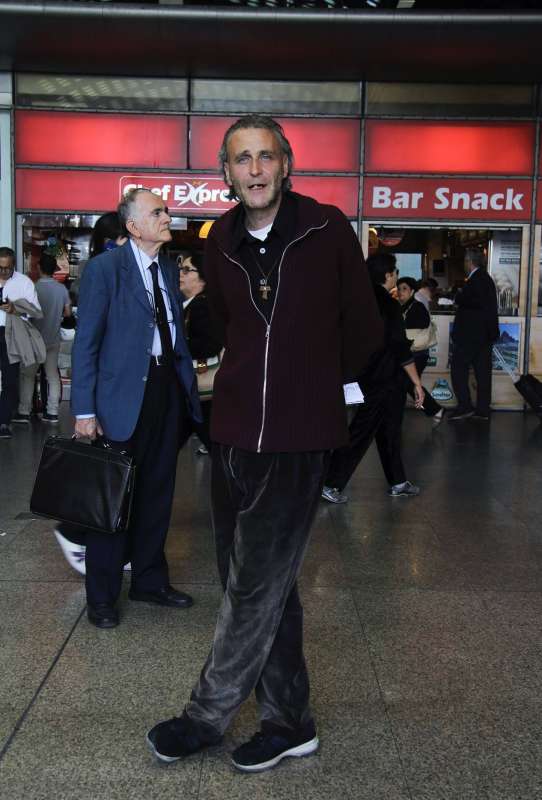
[322,253,424,504]
[180,251,222,453]
[397,276,444,425]
[449,248,499,421]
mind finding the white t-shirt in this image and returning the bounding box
[0,271,41,327]
[247,223,273,241]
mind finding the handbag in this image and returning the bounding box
[194,353,222,401]
[30,436,135,534]
[406,320,438,353]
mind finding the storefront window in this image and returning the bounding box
[191,79,361,115]
[368,225,521,316]
[366,82,535,117]
[16,74,188,112]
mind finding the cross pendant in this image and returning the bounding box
[259,283,271,300]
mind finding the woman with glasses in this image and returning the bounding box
[179,251,223,454]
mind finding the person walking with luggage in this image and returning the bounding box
[13,249,72,426]
[397,276,444,426]
[0,246,42,440]
[449,247,499,421]
[322,253,424,505]
[71,189,201,629]
[147,114,383,772]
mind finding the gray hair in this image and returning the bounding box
[117,187,155,234]
[218,114,294,201]
[464,247,486,270]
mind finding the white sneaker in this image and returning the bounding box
[54,529,86,575]
[54,529,131,573]
[321,486,348,504]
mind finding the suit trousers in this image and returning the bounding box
[183,445,329,741]
[0,327,19,425]
[85,362,188,607]
[450,343,493,415]
[326,382,407,492]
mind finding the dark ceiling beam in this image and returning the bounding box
[1,1,542,82]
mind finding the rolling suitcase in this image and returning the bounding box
[493,346,542,420]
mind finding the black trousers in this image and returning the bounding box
[184,445,329,741]
[194,399,212,450]
[0,327,20,426]
[405,351,442,418]
[326,382,407,492]
[450,343,493,416]
[85,363,189,607]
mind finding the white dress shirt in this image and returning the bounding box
[0,271,41,327]
[130,239,176,355]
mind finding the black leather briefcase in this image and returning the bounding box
[30,436,136,534]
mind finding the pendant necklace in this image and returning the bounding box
[247,247,280,301]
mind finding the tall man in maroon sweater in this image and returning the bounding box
[147,115,383,772]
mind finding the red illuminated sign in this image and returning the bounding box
[16,169,359,217]
[190,117,360,172]
[15,111,187,169]
[363,178,532,221]
[365,121,535,176]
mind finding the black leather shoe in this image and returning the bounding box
[87,604,119,629]
[128,585,193,608]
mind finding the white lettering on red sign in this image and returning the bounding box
[123,181,232,208]
[371,185,525,212]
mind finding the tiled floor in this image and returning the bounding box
[1,407,542,799]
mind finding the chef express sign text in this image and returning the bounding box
[120,176,235,213]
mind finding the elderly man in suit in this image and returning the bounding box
[71,187,201,628]
[449,247,499,422]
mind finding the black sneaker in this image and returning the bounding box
[0,424,12,439]
[146,715,216,763]
[12,413,30,424]
[41,413,59,423]
[231,729,319,773]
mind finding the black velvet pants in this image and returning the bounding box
[184,445,329,741]
[326,382,407,492]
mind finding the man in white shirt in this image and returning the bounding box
[0,247,41,439]
[14,249,72,425]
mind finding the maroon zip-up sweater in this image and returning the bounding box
[204,191,384,453]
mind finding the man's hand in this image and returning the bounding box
[0,302,15,314]
[74,417,104,440]
[413,383,425,409]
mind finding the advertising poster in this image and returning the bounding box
[492,322,521,372]
[488,231,521,315]
[448,321,521,371]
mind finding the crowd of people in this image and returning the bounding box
[0,113,500,774]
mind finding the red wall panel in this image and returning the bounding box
[15,111,187,169]
[190,117,360,172]
[16,169,359,218]
[365,121,535,176]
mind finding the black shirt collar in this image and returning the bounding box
[231,191,297,253]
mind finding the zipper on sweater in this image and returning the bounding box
[221,218,328,452]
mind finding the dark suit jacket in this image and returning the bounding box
[183,293,223,361]
[452,268,499,358]
[71,240,201,441]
